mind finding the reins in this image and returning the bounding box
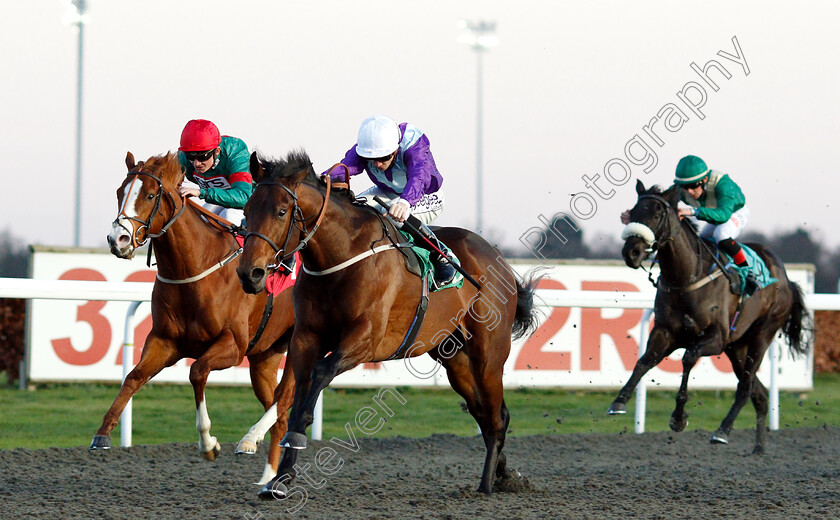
[244,170,334,272]
[116,168,245,283]
[634,194,724,294]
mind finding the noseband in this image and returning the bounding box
[244,174,333,272]
[115,170,186,249]
[624,194,678,252]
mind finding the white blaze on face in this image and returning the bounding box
[108,178,143,246]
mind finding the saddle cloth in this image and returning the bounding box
[713,242,778,294]
[399,230,464,292]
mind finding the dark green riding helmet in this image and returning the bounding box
[674,155,709,184]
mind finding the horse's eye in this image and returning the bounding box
[277,209,287,218]
[147,193,155,200]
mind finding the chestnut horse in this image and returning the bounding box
[236,150,542,499]
[96,152,296,484]
[610,180,809,453]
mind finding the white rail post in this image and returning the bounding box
[311,391,324,441]
[769,339,779,431]
[120,301,142,447]
[635,308,654,434]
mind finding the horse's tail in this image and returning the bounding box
[511,268,545,341]
[781,281,812,358]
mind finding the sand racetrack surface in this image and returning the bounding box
[2,427,839,520]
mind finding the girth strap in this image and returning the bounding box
[386,273,430,361]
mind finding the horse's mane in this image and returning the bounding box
[643,183,700,234]
[261,149,319,186]
[135,152,184,186]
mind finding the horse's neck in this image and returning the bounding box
[656,221,703,286]
[297,187,385,271]
[151,201,232,279]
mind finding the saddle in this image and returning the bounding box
[705,239,777,296]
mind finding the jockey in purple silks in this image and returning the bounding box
[325,115,455,287]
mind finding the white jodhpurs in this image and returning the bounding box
[359,186,444,225]
[183,180,245,227]
[695,206,750,242]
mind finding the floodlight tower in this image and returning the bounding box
[63,0,89,246]
[458,20,498,234]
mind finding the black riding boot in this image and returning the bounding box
[402,216,456,288]
[743,271,760,295]
[718,238,758,295]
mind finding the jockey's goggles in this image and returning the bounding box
[368,151,395,163]
[684,180,705,190]
[184,149,215,162]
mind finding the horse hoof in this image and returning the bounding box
[710,431,729,445]
[89,435,112,451]
[235,440,258,455]
[202,441,222,460]
[669,415,688,432]
[607,402,627,415]
[259,480,288,500]
[280,432,308,450]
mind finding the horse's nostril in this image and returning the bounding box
[251,268,265,282]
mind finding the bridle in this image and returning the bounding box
[632,194,679,252]
[115,170,186,249]
[629,193,731,292]
[244,173,333,272]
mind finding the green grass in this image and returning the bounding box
[0,373,838,450]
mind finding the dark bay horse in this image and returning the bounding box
[97,152,296,484]
[236,150,542,498]
[609,180,809,453]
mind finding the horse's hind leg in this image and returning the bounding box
[189,331,243,460]
[749,377,769,454]
[433,346,513,494]
[715,335,771,453]
[91,336,180,450]
[609,327,676,414]
[451,326,511,495]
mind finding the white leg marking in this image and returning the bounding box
[196,397,218,454]
[237,403,278,454]
[256,462,277,486]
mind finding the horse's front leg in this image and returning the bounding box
[282,351,346,449]
[608,326,676,414]
[189,330,244,460]
[260,353,345,501]
[91,335,180,450]
[670,329,724,432]
[259,335,321,500]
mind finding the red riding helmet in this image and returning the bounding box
[179,119,221,152]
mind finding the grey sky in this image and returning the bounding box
[3,1,839,256]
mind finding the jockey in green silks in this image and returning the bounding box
[621,154,759,294]
[177,119,253,228]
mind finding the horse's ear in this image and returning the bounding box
[250,152,267,184]
[663,183,681,206]
[291,167,309,187]
[125,152,136,172]
[635,179,646,195]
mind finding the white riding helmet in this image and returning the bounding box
[356,115,400,158]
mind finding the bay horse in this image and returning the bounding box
[236,150,542,498]
[96,151,296,484]
[609,180,809,453]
